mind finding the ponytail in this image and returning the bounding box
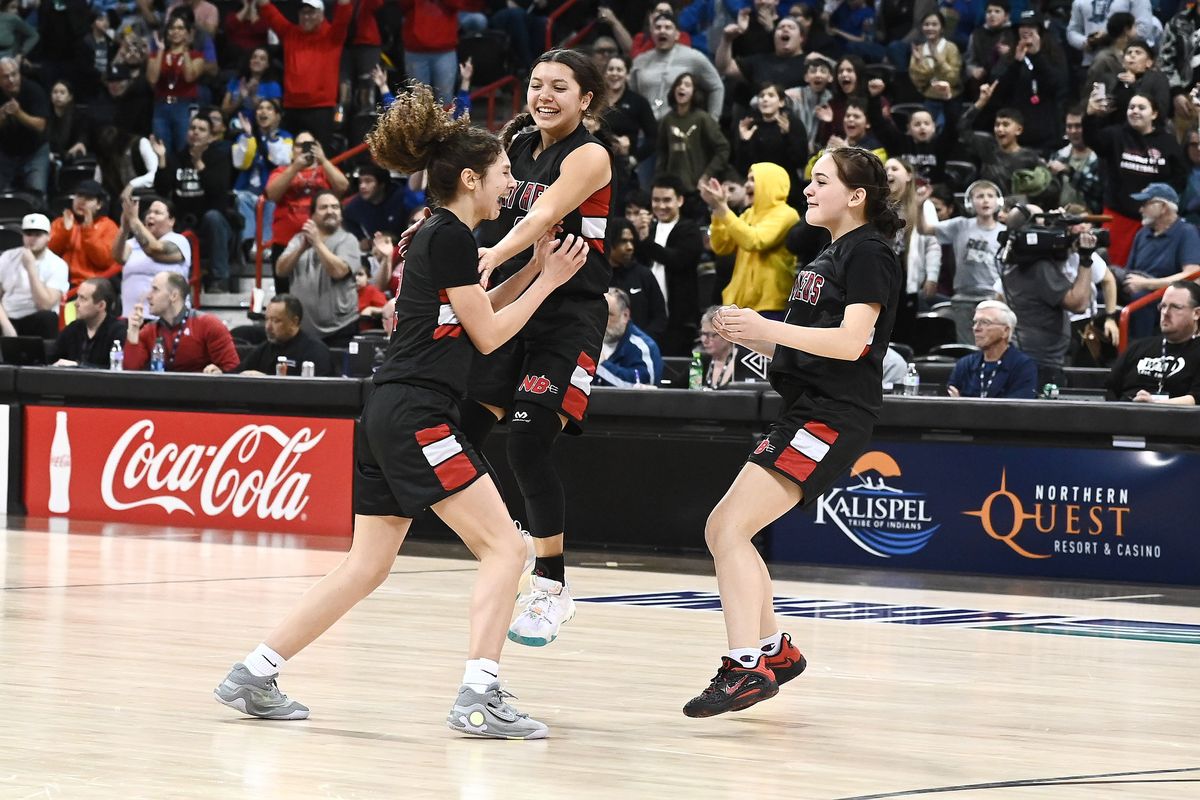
[500,112,534,150]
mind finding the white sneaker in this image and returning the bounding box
[508,575,576,647]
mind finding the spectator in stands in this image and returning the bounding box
[225,0,271,62]
[398,0,458,103]
[274,190,359,348]
[0,0,38,63]
[888,157,941,344]
[124,270,239,372]
[819,56,878,142]
[233,293,334,375]
[595,287,663,387]
[608,216,666,343]
[51,277,126,368]
[36,0,90,90]
[734,82,808,206]
[787,56,834,152]
[259,0,353,150]
[602,54,657,191]
[49,180,119,286]
[702,162,798,317]
[1123,183,1200,338]
[1000,204,1096,384]
[489,0,550,74]
[630,14,724,120]
[608,1,692,59]
[634,174,703,355]
[47,81,86,165]
[718,15,808,109]
[697,304,760,389]
[265,131,349,291]
[355,266,386,330]
[909,11,963,125]
[1105,280,1200,405]
[1182,128,1200,227]
[1084,90,1185,268]
[1108,39,1171,134]
[946,299,1038,397]
[88,65,154,141]
[342,0,385,113]
[222,46,282,118]
[1085,13,1135,94]
[0,56,48,198]
[79,10,114,99]
[959,86,1042,195]
[93,125,157,214]
[965,0,1014,88]
[807,98,887,179]
[232,98,291,253]
[152,114,235,293]
[343,164,406,247]
[173,0,219,36]
[830,0,882,61]
[146,14,205,155]
[112,193,191,320]
[1049,106,1103,213]
[1067,0,1159,69]
[866,77,954,184]
[0,213,68,338]
[927,179,1006,342]
[991,12,1067,152]
[655,73,730,195]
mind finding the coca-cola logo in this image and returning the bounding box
[100,420,326,520]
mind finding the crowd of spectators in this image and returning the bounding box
[0,0,1190,403]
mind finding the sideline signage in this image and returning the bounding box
[769,442,1198,585]
[24,406,354,536]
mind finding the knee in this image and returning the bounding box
[344,551,393,590]
[704,505,746,556]
[505,404,560,487]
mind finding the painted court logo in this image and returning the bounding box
[814,451,939,557]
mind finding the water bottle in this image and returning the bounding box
[276,356,288,376]
[109,339,124,371]
[688,347,704,389]
[150,338,166,372]
[903,363,920,396]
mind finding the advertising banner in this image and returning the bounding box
[24,406,354,536]
[768,442,1198,585]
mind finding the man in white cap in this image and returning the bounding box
[0,213,69,338]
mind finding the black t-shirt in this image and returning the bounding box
[54,315,127,368]
[769,223,902,420]
[479,123,612,298]
[0,79,48,156]
[373,208,479,397]
[1105,335,1200,402]
[736,54,809,98]
[234,330,335,376]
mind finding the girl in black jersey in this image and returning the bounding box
[683,148,904,719]
[214,84,589,740]
[458,49,614,649]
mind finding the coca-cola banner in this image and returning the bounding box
[24,406,354,535]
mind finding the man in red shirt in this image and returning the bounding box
[258,0,352,149]
[124,270,240,373]
[400,0,471,102]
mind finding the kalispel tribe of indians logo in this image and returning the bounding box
[814,451,939,557]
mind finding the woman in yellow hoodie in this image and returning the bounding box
[702,161,799,316]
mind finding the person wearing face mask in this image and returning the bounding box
[1084,90,1185,268]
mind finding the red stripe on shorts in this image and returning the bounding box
[415,424,452,446]
[434,452,478,491]
[562,386,588,420]
[433,324,463,340]
[803,421,839,445]
[773,447,818,482]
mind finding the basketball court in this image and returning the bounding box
[2,520,1198,799]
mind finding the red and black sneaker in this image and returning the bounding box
[765,632,807,686]
[682,655,779,718]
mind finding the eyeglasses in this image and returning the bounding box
[1159,302,1195,312]
[971,319,1004,328]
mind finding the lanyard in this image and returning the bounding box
[979,359,1000,397]
[1024,57,1040,105]
[162,309,190,370]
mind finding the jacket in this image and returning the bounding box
[713,162,799,311]
[594,322,663,387]
[48,215,119,285]
[123,310,240,372]
[947,346,1038,398]
[260,2,352,108]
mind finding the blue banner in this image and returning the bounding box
[767,442,1198,585]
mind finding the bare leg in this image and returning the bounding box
[433,475,527,660]
[264,514,410,659]
[705,464,802,651]
[759,558,778,640]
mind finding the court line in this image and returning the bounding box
[0,567,478,592]
[1089,593,1164,602]
[833,766,1200,799]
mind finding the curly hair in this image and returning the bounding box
[367,82,502,205]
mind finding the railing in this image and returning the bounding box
[546,0,585,51]
[469,76,521,132]
[1117,268,1200,353]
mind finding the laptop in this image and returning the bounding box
[0,336,47,366]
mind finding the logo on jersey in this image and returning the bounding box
[520,374,559,395]
[789,270,825,306]
[753,439,775,455]
[504,181,549,212]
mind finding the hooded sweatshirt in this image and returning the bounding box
[712,162,800,312]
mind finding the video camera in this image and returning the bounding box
[998,207,1110,264]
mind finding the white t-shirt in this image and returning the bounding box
[651,217,677,305]
[0,247,69,320]
[122,232,192,319]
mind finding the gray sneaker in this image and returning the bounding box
[214,662,310,720]
[446,683,549,740]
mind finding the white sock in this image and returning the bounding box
[462,658,500,693]
[759,632,783,656]
[728,647,762,666]
[244,643,286,677]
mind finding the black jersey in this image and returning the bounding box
[480,123,612,297]
[373,208,479,397]
[769,223,902,419]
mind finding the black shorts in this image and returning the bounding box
[467,294,607,434]
[747,394,873,508]
[354,382,487,518]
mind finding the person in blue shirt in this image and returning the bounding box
[947,299,1038,397]
[1124,182,1200,338]
[594,287,663,387]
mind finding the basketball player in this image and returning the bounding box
[214,83,589,739]
[683,148,903,718]
[459,49,614,648]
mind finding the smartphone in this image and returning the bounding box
[1092,82,1105,101]
[301,141,315,153]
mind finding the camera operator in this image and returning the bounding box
[999,204,1096,386]
[1063,206,1120,367]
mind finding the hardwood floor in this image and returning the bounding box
[1,522,1198,799]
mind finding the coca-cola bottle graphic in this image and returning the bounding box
[48,411,71,514]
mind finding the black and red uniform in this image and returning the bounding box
[354,208,487,517]
[748,222,902,505]
[471,123,613,432]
